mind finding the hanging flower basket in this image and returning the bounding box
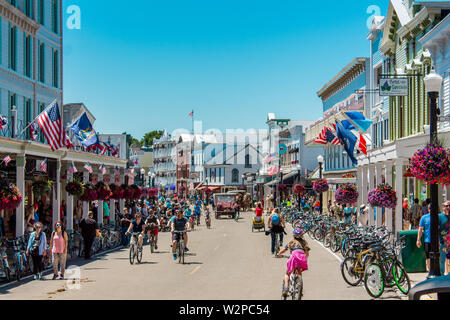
[96,182,112,201]
[293,184,306,195]
[80,183,98,202]
[368,184,397,209]
[110,184,124,200]
[335,183,359,205]
[313,179,329,194]
[32,180,53,196]
[148,188,158,197]
[0,183,23,211]
[408,142,450,186]
[443,226,450,256]
[278,184,288,192]
[121,184,133,199]
[204,187,212,194]
[130,185,142,199]
[65,180,85,197]
[141,188,148,198]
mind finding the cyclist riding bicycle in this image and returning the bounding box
[266,208,286,254]
[277,228,310,298]
[125,213,146,252]
[145,211,160,250]
[194,204,201,223]
[170,210,191,260]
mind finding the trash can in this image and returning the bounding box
[398,230,427,273]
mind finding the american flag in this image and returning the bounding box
[37,100,72,151]
[29,123,38,140]
[84,162,93,174]
[99,164,106,175]
[69,162,78,173]
[3,155,12,167]
[189,111,194,117]
[97,142,107,156]
[40,159,47,173]
[0,116,8,130]
[314,125,340,146]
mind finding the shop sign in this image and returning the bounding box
[379,78,409,96]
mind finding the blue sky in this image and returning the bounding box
[62,0,388,139]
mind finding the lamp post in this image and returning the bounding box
[296,164,302,210]
[317,155,324,215]
[424,68,443,278]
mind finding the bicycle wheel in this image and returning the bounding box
[323,234,332,248]
[291,276,303,300]
[150,238,155,254]
[364,264,385,298]
[341,257,363,286]
[14,257,21,282]
[392,261,410,295]
[136,246,143,264]
[129,244,136,265]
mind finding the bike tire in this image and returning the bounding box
[364,264,385,298]
[150,239,155,254]
[341,257,363,286]
[392,262,410,295]
[5,266,11,283]
[137,247,143,264]
[323,234,332,248]
[129,245,136,265]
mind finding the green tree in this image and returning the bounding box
[140,130,163,147]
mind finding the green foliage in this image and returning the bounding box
[141,130,163,147]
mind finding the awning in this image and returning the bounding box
[195,182,204,190]
[265,179,280,186]
[283,171,298,180]
[209,187,221,191]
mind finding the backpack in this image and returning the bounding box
[272,214,280,225]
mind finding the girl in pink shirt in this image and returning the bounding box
[49,221,68,280]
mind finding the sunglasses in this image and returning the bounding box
[56,224,62,227]
[35,226,42,229]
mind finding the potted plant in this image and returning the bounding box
[121,184,133,200]
[110,184,124,200]
[313,179,329,194]
[65,180,85,197]
[408,142,450,185]
[293,184,306,195]
[80,183,98,202]
[0,183,23,211]
[368,184,397,209]
[32,180,53,196]
[335,183,359,205]
[96,182,112,201]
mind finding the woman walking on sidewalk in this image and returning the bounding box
[26,222,47,280]
[49,221,68,280]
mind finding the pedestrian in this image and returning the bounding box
[403,198,410,230]
[26,206,37,233]
[0,213,5,240]
[266,208,286,254]
[440,201,449,275]
[75,200,83,227]
[255,202,263,218]
[358,204,369,227]
[343,204,354,224]
[416,203,448,275]
[421,200,429,217]
[26,222,47,280]
[49,221,68,280]
[79,212,99,260]
[119,208,132,246]
[410,198,422,230]
[103,200,110,226]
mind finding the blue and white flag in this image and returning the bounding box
[70,112,99,148]
[336,122,358,166]
[345,112,373,132]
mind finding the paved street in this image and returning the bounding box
[0,212,426,300]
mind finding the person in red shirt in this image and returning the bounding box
[255,203,263,217]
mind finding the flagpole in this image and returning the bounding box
[17,99,57,138]
[192,110,194,135]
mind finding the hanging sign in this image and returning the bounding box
[379,78,409,96]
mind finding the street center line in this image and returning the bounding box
[190,266,201,275]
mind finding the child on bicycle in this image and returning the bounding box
[277,228,310,298]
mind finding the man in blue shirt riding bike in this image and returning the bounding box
[171,210,191,260]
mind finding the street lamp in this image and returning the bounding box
[317,155,324,215]
[424,68,443,278]
[140,168,146,186]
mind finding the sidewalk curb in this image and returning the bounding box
[0,246,124,290]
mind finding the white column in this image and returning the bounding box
[66,165,74,231]
[368,164,376,226]
[83,170,89,218]
[361,164,368,205]
[53,160,61,227]
[394,160,404,236]
[385,162,393,231]
[356,165,363,208]
[375,163,383,227]
[16,156,26,237]
[98,173,103,226]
